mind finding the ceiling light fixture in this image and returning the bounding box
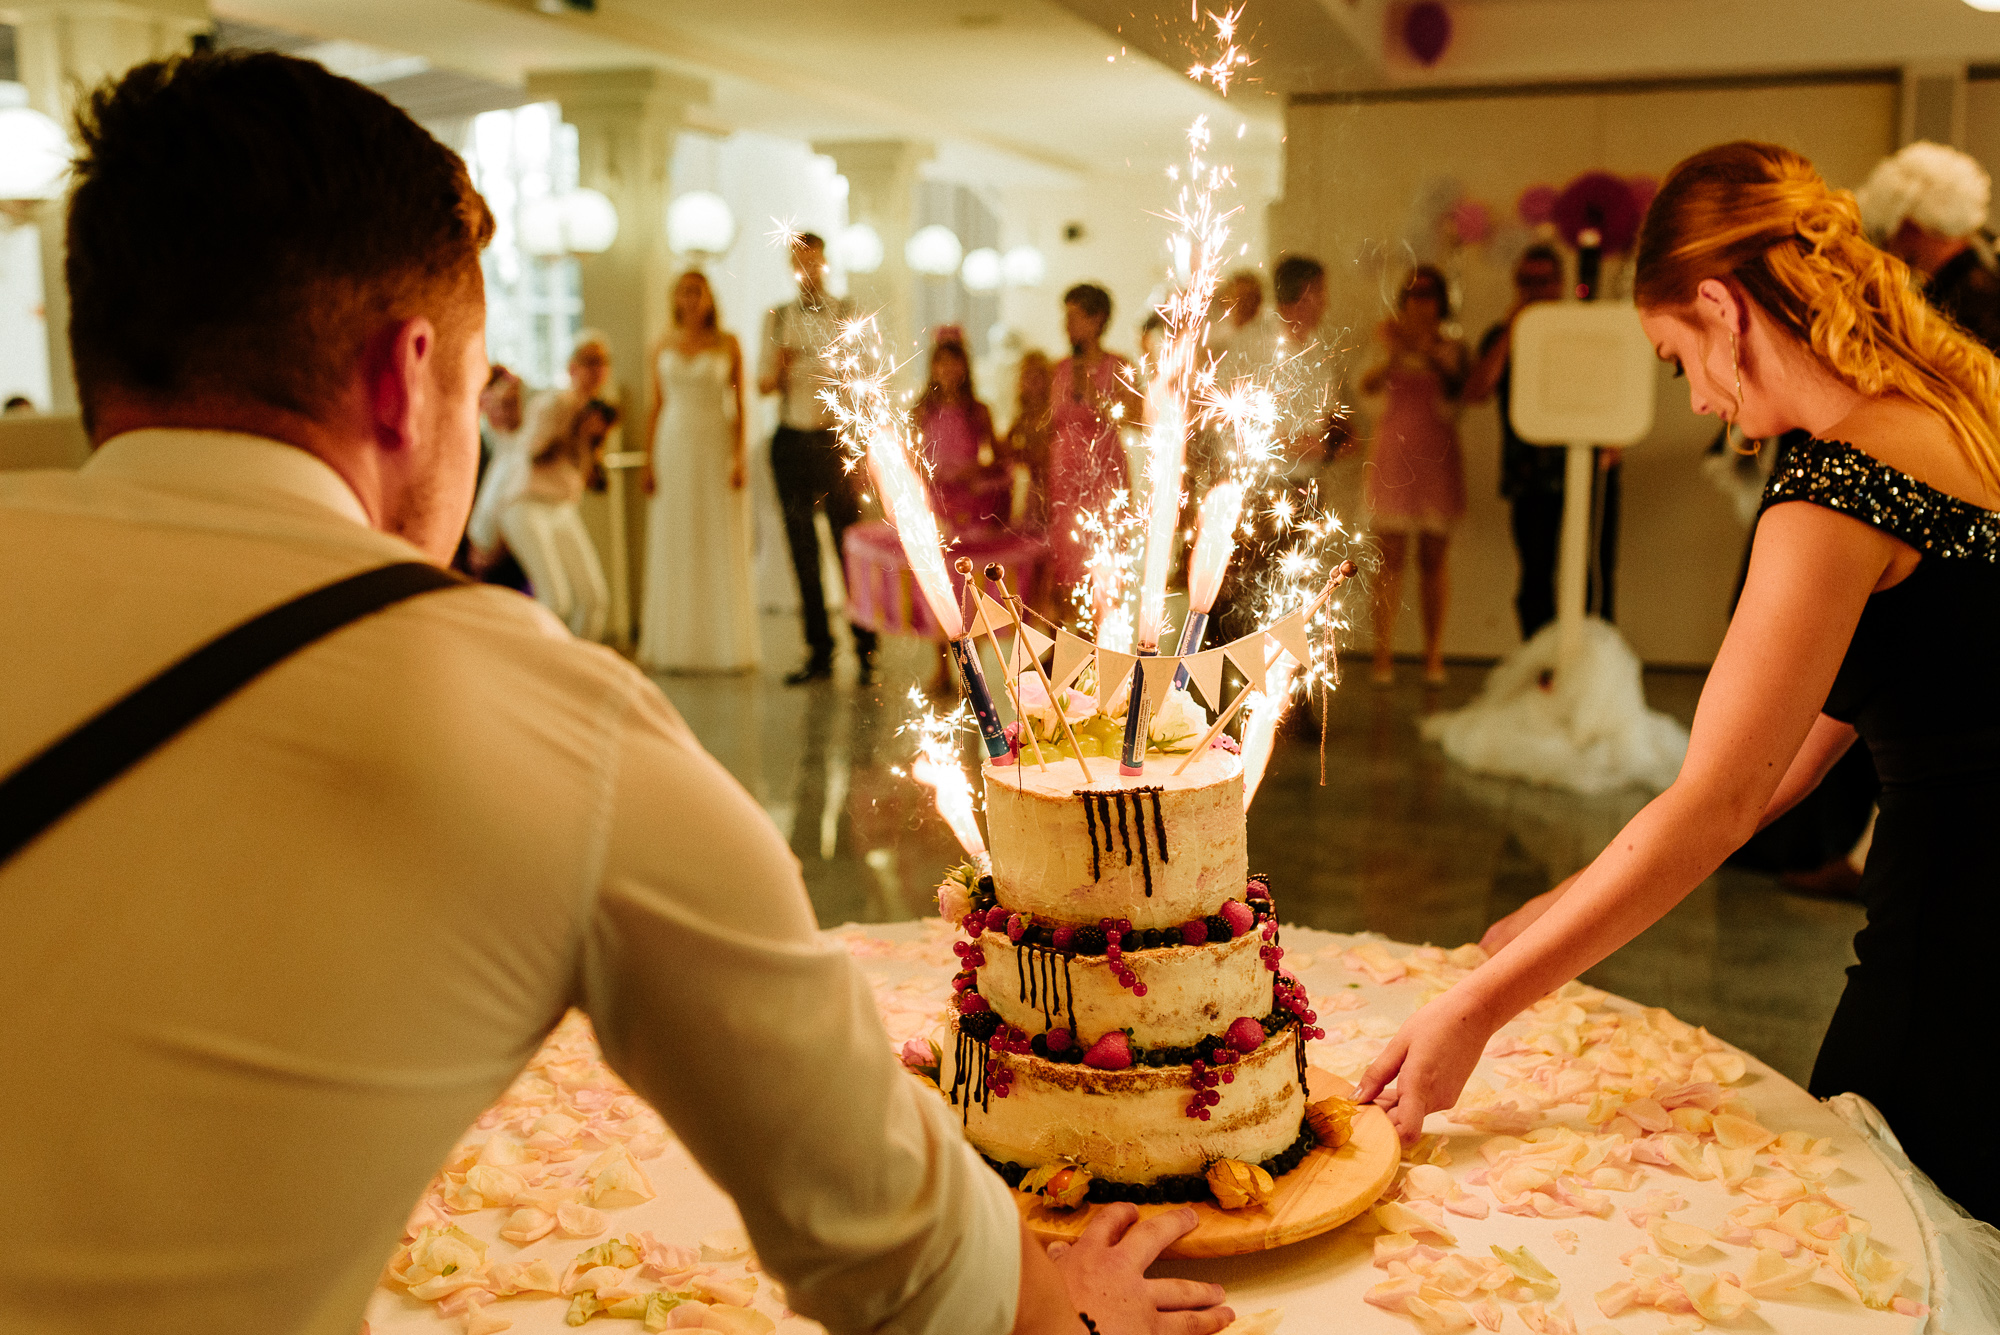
[960,247,1003,292]
[837,222,885,275]
[519,187,619,257]
[906,224,964,277]
[666,190,736,256]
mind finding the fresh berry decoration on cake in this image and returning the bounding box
[933,738,1330,1209]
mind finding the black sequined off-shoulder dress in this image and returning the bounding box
[1760,437,2000,1222]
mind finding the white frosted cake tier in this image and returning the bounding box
[981,748,1246,930]
[941,1015,1306,1183]
[973,927,1274,1048]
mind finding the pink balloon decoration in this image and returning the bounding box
[1403,2,1452,67]
[1517,184,1559,226]
[1554,171,1643,253]
[1450,198,1493,247]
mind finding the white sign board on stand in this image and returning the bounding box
[1507,301,1657,672]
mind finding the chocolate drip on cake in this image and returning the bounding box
[1131,795,1154,898]
[1076,788,1165,891]
[950,1025,993,1122]
[1080,795,1100,880]
[1014,940,1077,1034]
[1293,1022,1308,1089]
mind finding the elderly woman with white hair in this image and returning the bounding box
[1856,140,2000,353]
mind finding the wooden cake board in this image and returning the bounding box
[1017,1069,1401,1259]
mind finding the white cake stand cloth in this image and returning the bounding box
[1421,619,1689,795]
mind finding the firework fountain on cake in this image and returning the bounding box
[824,8,1361,1212]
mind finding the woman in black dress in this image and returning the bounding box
[1356,141,2000,1221]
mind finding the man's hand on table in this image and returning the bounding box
[1017,1206,1234,1335]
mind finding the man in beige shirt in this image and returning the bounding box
[0,50,1230,1335]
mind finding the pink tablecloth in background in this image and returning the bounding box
[842,521,1044,638]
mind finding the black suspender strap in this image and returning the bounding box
[0,560,467,868]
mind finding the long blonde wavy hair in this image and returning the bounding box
[1634,140,2000,490]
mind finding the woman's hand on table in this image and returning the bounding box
[1045,1204,1234,1335]
[1355,990,1497,1145]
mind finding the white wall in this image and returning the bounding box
[988,168,1270,430]
[1273,79,1898,666]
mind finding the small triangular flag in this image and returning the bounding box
[1020,620,1055,660]
[977,590,1015,639]
[1052,628,1095,692]
[1184,647,1226,711]
[1223,632,1270,685]
[1007,631,1040,675]
[1141,654,1181,719]
[1095,648,1138,713]
[1269,609,1312,668]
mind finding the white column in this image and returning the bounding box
[13,0,211,415]
[525,67,709,651]
[1554,442,1594,675]
[814,139,931,357]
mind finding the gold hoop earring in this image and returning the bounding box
[1727,330,1757,456]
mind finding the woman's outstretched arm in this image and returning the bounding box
[1479,710,1860,956]
[1358,501,1901,1141]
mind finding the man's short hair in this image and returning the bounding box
[1272,255,1325,307]
[66,51,494,428]
[1063,283,1113,324]
[796,232,826,251]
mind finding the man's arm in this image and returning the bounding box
[582,683,1230,1335]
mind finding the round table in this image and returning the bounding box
[368,925,1944,1335]
[841,521,1044,638]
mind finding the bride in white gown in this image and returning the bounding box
[638,271,760,672]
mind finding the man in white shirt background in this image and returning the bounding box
[759,234,878,686]
[0,49,1230,1335]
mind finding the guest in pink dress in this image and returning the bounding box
[1361,265,1470,686]
[914,327,1005,532]
[1046,283,1143,617]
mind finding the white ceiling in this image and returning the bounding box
[210,0,1284,187]
[177,0,2000,195]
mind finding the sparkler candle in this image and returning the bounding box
[959,558,1047,770]
[1119,111,1235,775]
[1172,480,1245,688]
[1172,560,1355,778]
[858,409,1011,763]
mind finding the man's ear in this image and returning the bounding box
[368,317,437,452]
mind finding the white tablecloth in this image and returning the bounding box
[369,923,1974,1335]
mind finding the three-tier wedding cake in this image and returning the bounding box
[933,737,1327,1206]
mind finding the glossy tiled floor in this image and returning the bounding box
[652,613,1864,1088]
